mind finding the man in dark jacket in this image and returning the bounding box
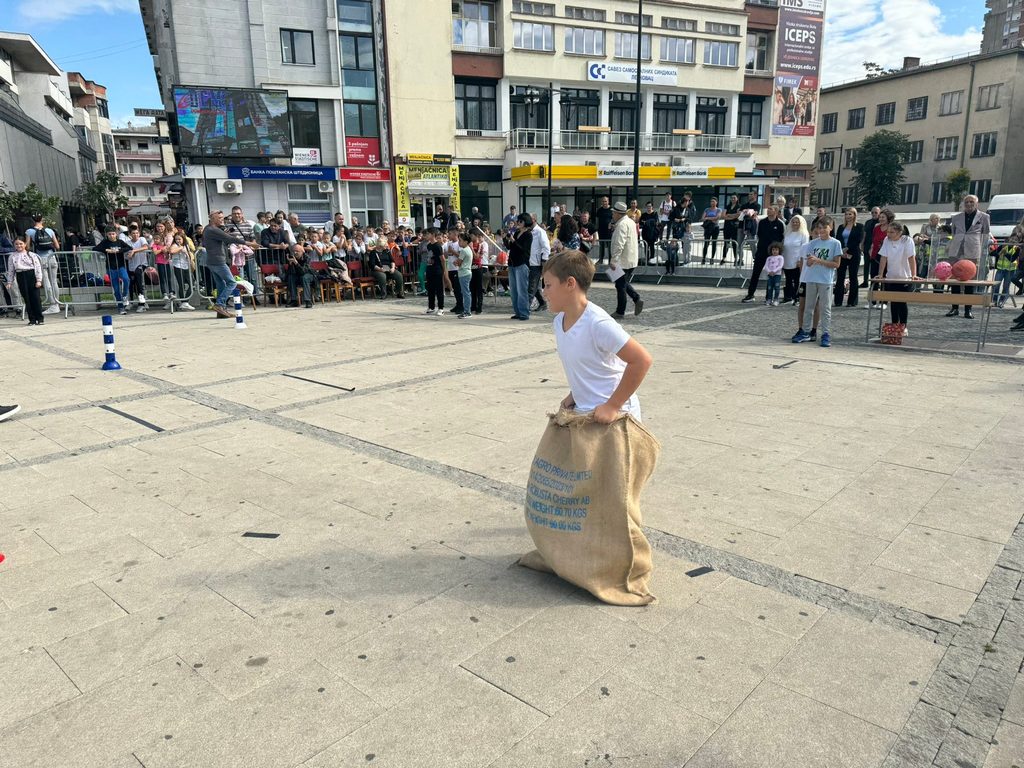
[742,206,786,302]
[504,213,534,320]
[202,210,247,318]
[860,206,881,287]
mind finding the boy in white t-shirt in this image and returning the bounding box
[542,251,652,423]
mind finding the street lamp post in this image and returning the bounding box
[631,0,644,203]
[524,84,574,225]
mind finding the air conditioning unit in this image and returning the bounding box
[670,156,686,165]
[718,98,727,108]
[216,179,242,194]
[317,181,334,194]
[611,160,624,166]
[585,160,597,166]
[520,161,533,167]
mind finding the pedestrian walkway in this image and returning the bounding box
[0,288,1021,768]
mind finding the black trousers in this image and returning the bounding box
[722,228,739,262]
[783,267,801,302]
[862,249,872,285]
[470,269,484,313]
[528,265,546,308]
[746,252,768,298]
[888,282,911,324]
[950,284,975,311]
[835,254,861,306]
[447,270,464,313]
[702,229,719,261]
[426,271,444,310]
[615,268,640,315]
[16,270,44,322]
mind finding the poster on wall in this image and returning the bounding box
[771,0,825,137]
[345,137,381,167]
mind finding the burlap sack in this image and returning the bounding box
[518,408,660,606]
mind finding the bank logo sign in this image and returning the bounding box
[587,61,677,86]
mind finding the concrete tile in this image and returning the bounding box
[489,673,716,768]
[0,493,97,530]
[0,582,126,656]
[0,647,80,730]
[645,495,781,559]
[1004,673,1024,728]
[135,662,381,768]
[325,595,513,709]
[983,720,1024,768]
[913,497,1024,545]
[764,522,889,590]
[0,528,59,568]
[0,656,223,768]
[302,667,546,768]
[46,587,254,692]
[443,562,580,628]
[699,577,826,639]
[851,566,976,623]
[685,682,895,768]
[769,611,944,731]
[809,486,925,542]
[847,461,949,501]
[618,603,796,723]
[873,524,1004,593]
[0,534,160,608]
[461,599,645,715]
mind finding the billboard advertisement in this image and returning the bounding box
[174,86,291,157]
[771,0,825,137]
[345,137,381,167]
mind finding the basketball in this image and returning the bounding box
[951,259,977,282]
[934,261,953,280]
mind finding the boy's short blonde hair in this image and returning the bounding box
[542,250,595,292]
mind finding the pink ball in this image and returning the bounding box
[934,261,953,280]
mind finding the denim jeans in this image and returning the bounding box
[245,257,263,296]
[209,263,237,306]
[458,273,471,313]
[995,268,1015,303]
[509,263,530,318]
[108,267,129,308]
[766,274,781,303]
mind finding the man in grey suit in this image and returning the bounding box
[945,195,990,319]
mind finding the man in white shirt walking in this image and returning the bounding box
[610,202,643,319]
[528,216,551,312]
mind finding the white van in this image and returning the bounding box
[986,194,1024,241]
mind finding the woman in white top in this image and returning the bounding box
[877,221,917,331]
[782,214,809,305]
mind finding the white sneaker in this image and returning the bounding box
[424,308,435,315]
[237,279,255,295]
[530,298,539,311]
[178,302,195,311]
[43,304,60,314]
[436,308,445,316]
[136,305,146,313]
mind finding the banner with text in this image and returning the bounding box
[771,0,825,137]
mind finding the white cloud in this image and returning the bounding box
[18,0,138,23]
[821,0,982,85]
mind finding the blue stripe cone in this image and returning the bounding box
[233,288,247,329]
[101,315,122,370]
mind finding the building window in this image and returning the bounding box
[817,187,833,208]
[738,96,764,139]
[96,98,110,119]
[287,182,331,218]
[561,88,600,129]
[340,34,376,102]
[280,29,314,65]
[972,131,997,157]
[935,136,959,161]
[876,101,895,125]
[513,0,555,15]
[348,182,386,228]
[931,181,951,205]
[969,179,992,202]
[138,141,149,150]
[906,96,928,120]
[904,140,923,163]
[653,93,687,133]
[101,134,116,172]
[818,150,834,171]
[939,90,963,115]
[116,138,129,151]
[120,162,135,174]
[745,31,772,72]
[513,21,554,50]
[510,85,549,131]
[844,148,860,169]
[289,99,321,147]
[455,79,497,130]
[565,27,605,55]
[695,96,727,135]
[344,102,378,137]
[140,163,152,174]
[337,0,372,33]
[847,107,865,130]
[704,40,738,67]
[841,186,858,206]
[125,185,137,197]
[453,1,498,49]
[821,112,837,133]
[976,83,1003,110]
[661,37,695,64]
[609,91,638,145]
[663,17,697,31]
[705,21,740,35]
[565,6,605,21]
[899,184,919,205]
[615,11,652,26]
[615,32,651,59]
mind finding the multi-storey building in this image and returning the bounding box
[67,72,116,175]
[982,0,1024,52]
[813,48,1024,216]
[113,123,173,213]
[385,0,817,228]
[139,0,394,227]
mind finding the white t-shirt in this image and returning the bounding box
[553,302,641,420]
[128,237,150,271]
[783,231,808,270]
[879,235,915,279]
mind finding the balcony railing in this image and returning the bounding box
[508,129,752,154]
[452,43,503,55]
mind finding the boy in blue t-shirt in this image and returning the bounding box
[792,218,842,347]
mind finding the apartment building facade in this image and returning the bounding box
[385,0,818,228]
[982,0,1024,52]
[140,0,394,227]
[67,72,116,176]
[814,48,1024,216]
[113,124,173,213]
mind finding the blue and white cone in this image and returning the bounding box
[101,315,122,370]
[233,289,247,329]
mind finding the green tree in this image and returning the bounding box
[73,170,127,225]
[850,130,912,209]
[0,184,16,236]
[946,168,971,211]
[0,183,62,236]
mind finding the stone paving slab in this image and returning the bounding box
[0,286,1022,767]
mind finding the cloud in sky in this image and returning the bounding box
[19,0,138,23]
[821,0,982,85]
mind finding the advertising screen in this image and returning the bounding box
[174,86,291,157]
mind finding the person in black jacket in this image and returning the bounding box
[860,206,881,287]
[834,207,865,306]
[503,213,534,320]
[742,206,786,302]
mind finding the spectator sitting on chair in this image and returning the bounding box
[369,241,405,299]
[285,244,317,308]
[260,220,290,262]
